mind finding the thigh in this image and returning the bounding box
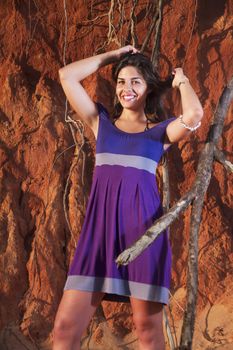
[54,290,105,334]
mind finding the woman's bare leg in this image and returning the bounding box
[130,297,165,350]
[53,290,104,350]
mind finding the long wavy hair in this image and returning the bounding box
[112,52,173,122]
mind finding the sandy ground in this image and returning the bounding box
[1,290,233,350]
[1,301,233,350]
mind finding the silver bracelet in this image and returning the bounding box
[179,115,201,131]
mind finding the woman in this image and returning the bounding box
[53,45,203,350]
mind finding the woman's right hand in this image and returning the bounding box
[113,45,139,60]
[58,45,139,140]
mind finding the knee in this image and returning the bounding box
[133,314,154,338]
[53,316,81,341]
[133,314,163,344]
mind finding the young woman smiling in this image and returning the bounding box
[53,45,203,350]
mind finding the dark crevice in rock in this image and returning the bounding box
[24,224,36,258]
[20,56,41,97]
[197,0,227,32]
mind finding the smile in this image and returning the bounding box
[121,95,137,101]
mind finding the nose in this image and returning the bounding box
[123,82,133,91]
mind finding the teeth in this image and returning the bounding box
[123,96,136,101]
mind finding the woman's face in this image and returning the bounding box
[116,66,148,111]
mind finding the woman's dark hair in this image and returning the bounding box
[112,52,173,122]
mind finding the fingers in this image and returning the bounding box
[115,45,139,60]
[123,45,139,54]
[130,46,139,53]
[172,67,184,75]
[171,67,189,88]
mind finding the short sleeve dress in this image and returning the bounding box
[64,103,175,304]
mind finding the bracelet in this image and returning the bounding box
[179,115,201,131]
[178,77,189,88]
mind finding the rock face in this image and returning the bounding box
[0,0,232,349]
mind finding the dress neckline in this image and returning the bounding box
[111,118,165,135]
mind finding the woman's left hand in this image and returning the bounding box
[171,68,188,88]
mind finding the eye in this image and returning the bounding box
[117,80,124,85]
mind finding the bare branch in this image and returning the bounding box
[163,308,176,350]
[130,0,139,47]
[214,146,233,173]
[141,5,159,53]
[211,77,233,141]
[162,156,170,213]
[96,0,121,53]
[180,75,233,349]
[151,0,164,67]
[81,13,108,24]
[63,146,84,247]
[107,0,115,43]
[162,156,171,241]
[116,189,196,266]
[179,144,214,349]
[116,0,125,45]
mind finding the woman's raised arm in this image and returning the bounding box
[166,68,204,144]
[58,46,138,135]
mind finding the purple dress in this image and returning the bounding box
[64,103,175,304]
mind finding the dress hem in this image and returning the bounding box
[64,275,169,304]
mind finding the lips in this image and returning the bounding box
[121,94,137,101]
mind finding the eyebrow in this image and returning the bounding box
[117,77,142,80]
